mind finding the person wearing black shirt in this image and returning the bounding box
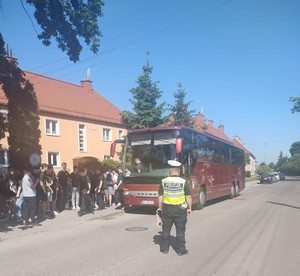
[78,168,92,214]
[57,162,70,211]
[70,166,80,210]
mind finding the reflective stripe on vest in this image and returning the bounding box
[162,176,186,205]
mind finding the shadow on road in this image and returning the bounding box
[153,232,178,253]
[124,206,157,215]
[266,201,300,210]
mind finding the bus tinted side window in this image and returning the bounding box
[231,147,244,165]
[196,134,211,161]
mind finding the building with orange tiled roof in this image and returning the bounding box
[0,69,126,172]
[194,114,256,176]
[233,136,256,176]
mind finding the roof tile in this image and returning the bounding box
[0,71,122,125]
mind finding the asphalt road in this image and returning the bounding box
[1,177,300,276]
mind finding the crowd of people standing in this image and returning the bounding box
[2,162,127,226]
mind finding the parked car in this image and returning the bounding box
[272,172,280,181]
[279,172,285,180]
[260,173,275,184]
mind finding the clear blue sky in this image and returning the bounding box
[1,0,299,164]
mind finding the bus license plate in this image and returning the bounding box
[141,200,154,205]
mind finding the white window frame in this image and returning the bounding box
[102,127,112,141]
[104,155,110,160]
[45,118,60,136]
[78,123,87,152]
[118,129,124,140]
[47,151,60,167]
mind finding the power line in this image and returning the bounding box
[245,137,300,146]
[35,0,238,76]
[30,0,201,71]
[46,0,241,78]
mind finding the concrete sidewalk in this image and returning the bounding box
[0,205,124,241]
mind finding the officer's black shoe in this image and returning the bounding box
[160,248,169,254]
[177,250,188,256]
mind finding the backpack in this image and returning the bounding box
[106,172,112,182]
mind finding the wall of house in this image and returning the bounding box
[40,113,126,172]
[0,110,126,172]
[245,156,256,176]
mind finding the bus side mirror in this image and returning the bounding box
[176,137,184,154]
[110,139,125,157]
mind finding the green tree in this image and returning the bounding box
[281,154,300,176]
[256,163,272,175]
[244,153,250,165]
[0,35,41,169]
[290,141,300,157]
[121,55,166,130]
[275,151,289,171]
[269,162,275,170]
[26,0,104,62]
[290,96,300,113]
[0,1,104,168]
[101,159,120,172]
[168,82,195,127]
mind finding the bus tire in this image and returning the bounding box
[234,183,240,197]
[195,186,206,210]
[229,184,235,199]
[124,206,130,213]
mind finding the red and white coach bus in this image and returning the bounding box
[110,126,245,209]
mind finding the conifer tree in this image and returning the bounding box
[121,55,166,130]
[0,34,41,169]
[168,82,196,128]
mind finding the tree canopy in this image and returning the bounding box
[290,96,300,113]
[0,34,41,169]
[290,141,300,157]
[121,56,166,130]
[0,1,104,169]
[272,143,300,176]
[26,0,104,62]
[167,82,195,128]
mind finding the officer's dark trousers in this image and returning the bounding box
[161,204,187,253]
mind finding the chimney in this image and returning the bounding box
[195,114,205,129]
[80,80,93,92]
[81,67,93,92]
[207,120,214,129]
[218,125,224,133]
[233,135,243,145]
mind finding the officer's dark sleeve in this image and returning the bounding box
[184,181,191,196]
[158,182,163,196]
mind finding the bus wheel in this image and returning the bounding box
[235,183,240,197]
[124,206,131,213]
[196,186,206,210]
[229,184,235,199]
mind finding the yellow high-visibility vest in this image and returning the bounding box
[162,176,186,205]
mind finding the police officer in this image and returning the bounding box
[157,160,192,256]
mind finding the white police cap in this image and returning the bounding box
[167,160,182,167]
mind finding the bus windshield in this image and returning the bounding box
[127,130,179,177]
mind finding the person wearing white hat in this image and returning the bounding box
[157,160,192,256]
